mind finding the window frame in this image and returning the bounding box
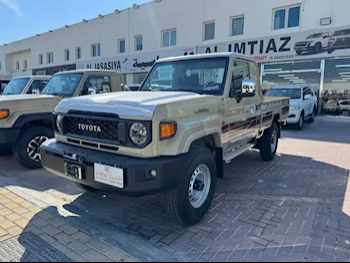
[76,47,81,60]
[91,43,101,57]
[15,61,20,70]
[119,38,126,54]
[203,21,215,41]
[135,35,143,51]
[162,29,177,47]
[47,52,54,64]
[39,54,43,65]
[65,49,70,61]
[82,75,112,95]
[230,15,245,36]
[23,60,28,70]
[272,4,301,30]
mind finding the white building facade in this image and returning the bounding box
[1,0,350,104]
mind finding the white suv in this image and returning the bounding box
[265,85,318,129]
[339,100,350,116]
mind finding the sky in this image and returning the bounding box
[0,0,150,44]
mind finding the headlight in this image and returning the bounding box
[291,104,300,111]
[0,110,10,120]
[129,122,148,146]
[56,114,64,133]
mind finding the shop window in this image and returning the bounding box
[273,5,300,30]
[23,60,28,70]
[91,44,101,57]
[204,21,215,41]
[231,16,244,36]
[162,29,177,47]
[135,36,143,51]
[16,61,20,70]
[133,72,147,84]
[119,39,126,53]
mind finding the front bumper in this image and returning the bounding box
[40,139,186,197]
[0,128,20,147]
[286,110,301,124]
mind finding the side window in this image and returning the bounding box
[27,80,49,94]
[82,76,111,95]
[233,60,250,79]
[249,61,262,97]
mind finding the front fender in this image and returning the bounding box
[13,113,53,128]
[159,115,222,156]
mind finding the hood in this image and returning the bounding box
[56,91,214,119]
[289,98,301,105]
[0,94,62,111]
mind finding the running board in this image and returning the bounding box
[224,143,255,164]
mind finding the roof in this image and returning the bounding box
[156,52,255,63]
[271,85,309,89]
[12,75,52,80]
[54,69,122,76]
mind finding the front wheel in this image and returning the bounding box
[259,122,279,162]
[328,48,334,54]
[297,113,304,130]
[13,127,53,169]
[166,143,217,226]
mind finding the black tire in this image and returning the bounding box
[328,48,334,54]
[296,51,303,55]
[314,43,322,54]
[75,183,98,192]
[13,126,53,169]
[297,112,304,130]
[259,122,279,162]
[309,108,316,123]
[166,143,217,226]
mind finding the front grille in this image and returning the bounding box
[64,115,119,142]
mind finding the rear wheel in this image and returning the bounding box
[309,109,316,123]
[166,143,217,226]
[297,112,304,130]
[13,127,53,169]
[314,43,322,54]
[259,122,279,162]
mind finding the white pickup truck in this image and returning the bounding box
[41,53,289,226]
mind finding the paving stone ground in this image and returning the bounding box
[0,117,349,262]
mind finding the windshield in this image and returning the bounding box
[140,57,229,95]
[307,33,323,39]
[334,30,350,36]
[3,78,30,95]
[265,88,301,100]
[42,73,83,97]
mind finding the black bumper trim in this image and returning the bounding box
[0,128,20,146]
[40,140,186,197]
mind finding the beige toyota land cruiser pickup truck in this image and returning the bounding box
[0,69,127,169]
[41,53,289,226]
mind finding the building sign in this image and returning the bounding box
[0,72,11,81]
[32,64,76,76]
[198,25,350,63]
[76,47,196,73]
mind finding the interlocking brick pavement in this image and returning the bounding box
[0,188,136,262]
[0,117,349,262]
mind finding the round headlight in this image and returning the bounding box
[129,123,148,146]
[56,115,64,133]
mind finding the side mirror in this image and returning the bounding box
[242,79,256,98]
[304,94,312,100]
[32,89,41,95]
[88,87,97,95]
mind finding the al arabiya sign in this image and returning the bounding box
[76,47,196,73]
[198,25,350,63]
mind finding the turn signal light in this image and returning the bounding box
[0,110,10,119]
[160,122,177,140]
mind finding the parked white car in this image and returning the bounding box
[339,100,350,116]
[265,85,318,129]
[2,76,51,95]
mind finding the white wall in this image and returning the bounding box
[1,0,350,78]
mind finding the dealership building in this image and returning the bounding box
[1,0,350,102]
